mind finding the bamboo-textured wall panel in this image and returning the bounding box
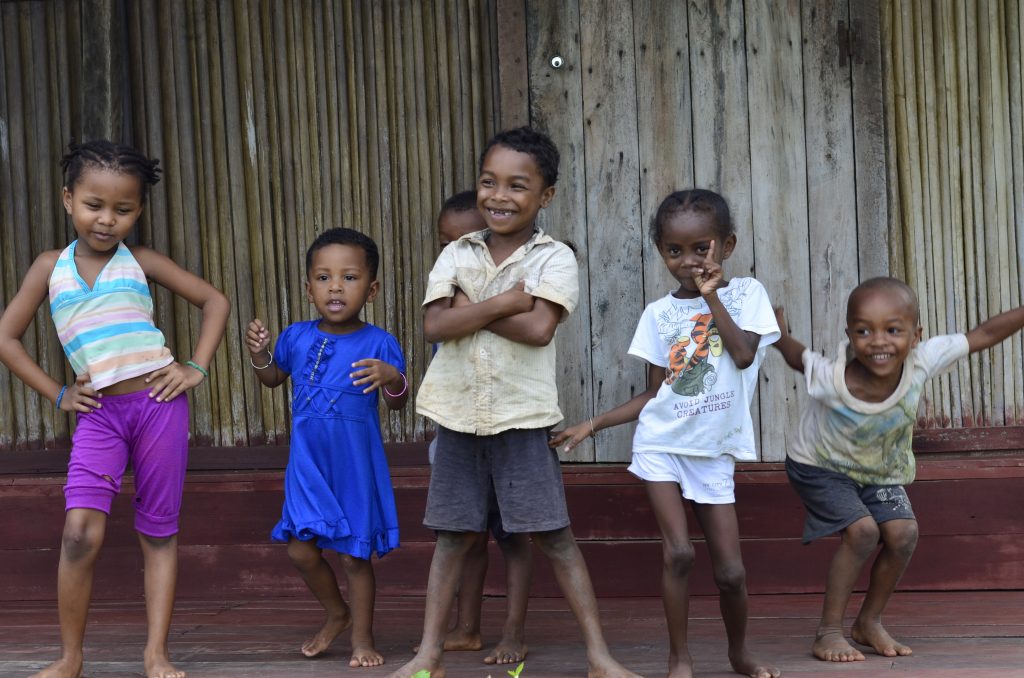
[0,0,499,450]
[883,0,1024,427]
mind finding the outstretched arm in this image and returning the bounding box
[549,363,662,453]
[135,246,231,401]
[423,281,534,343]
[966,306,1024,353]
[771,306,806,373]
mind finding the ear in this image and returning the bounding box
[366,279,380,303]
[912,324,923,346]
[720,233,737,260]
[304,278,313,303]
[539,184,556,209]
[62,187,73,214]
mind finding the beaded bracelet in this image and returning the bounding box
[589,417,597,438]
[250,353,274,370]
[185,360,209,379]
[55,385,68,409]
[383,372,408,398]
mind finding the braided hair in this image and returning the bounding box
[60,139,162,202]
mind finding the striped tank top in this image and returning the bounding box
[48,241,174,390]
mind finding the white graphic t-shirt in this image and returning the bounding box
[628,278,780,461]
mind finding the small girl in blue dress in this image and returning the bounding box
[245,227,408,668]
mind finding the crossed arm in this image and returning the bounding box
[423,282,563,347]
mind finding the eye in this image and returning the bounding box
[511,183,526,191]
[344,274,357,281]
[86,202,100,210]
[667,246,681,256]
[696,244,710,255]
[317,274,329,281]
[887,327,904,335]
[479,178,494,188]
[117,208,133,215]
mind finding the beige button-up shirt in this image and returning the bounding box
[416,228,579,435]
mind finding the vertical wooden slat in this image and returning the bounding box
[745,0,808,462]
[634,0,692,302]
[802,0,859,361]
[851,0,890,282]
[579,0,644,462]
[526,0,594,461]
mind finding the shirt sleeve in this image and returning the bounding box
[628,303,667,367]
[422,245,459,306]
[272,323,296,375]
[802,348,838,401]
[736,279,781,348]
[379,331,407,374]
[914,334,969,378]
[527,244,579,317]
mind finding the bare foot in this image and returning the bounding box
[587,655,643,678]
[413,629,483,653]
[29,656,83,678]
[812,628,865,662]
[483,637,527,665]
[387,656,446,678]
[350,642,385,668]
[728,647,781,678]
[667,652,694,678]
[851,620,912,658]
[144,653,187,678]
[302,610,353,658]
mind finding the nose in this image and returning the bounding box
[97,209,116,226]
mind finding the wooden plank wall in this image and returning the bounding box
[523,0,888,461]
[0,0,499,451]
[883,0,1024,428]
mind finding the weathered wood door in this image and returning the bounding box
[521,0,888,462]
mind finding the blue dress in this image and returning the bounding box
[271,320,404,559]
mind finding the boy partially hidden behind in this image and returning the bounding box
[390,127,639,678]
[773,277,1024,664]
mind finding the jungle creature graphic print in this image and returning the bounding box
[657,280,749,397]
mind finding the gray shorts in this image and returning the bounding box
[785,457,916,544]
[424,426,570,534]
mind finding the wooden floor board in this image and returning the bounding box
[1,592,1022,677]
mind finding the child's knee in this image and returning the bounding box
[532,526,577,561]
[662,540,696,578]
[338,553,371,574]
[843,518,881,557]
[713,561,746,593]
[884,520,919,558]
[61,518,103,563]
[287,539,321,571]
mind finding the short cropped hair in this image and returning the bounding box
[479,127,560,188]
[305,227,380,279]
[847,277,920,324]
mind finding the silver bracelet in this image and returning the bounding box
[250,353,274,370]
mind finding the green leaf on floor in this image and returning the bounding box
[507,661,525,677]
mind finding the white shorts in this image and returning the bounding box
[628,452,736,504]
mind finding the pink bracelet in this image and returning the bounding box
[383,372,408,398]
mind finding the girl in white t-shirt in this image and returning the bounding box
[551,189,780,678]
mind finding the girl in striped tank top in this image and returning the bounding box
[0,140,230,678]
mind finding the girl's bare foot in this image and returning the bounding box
[144,652,187,678]
[387,656,446,678]
[302,610,353,658]
[414,629,483,653]
[851,620,912,658]
[667,652,694,678]
[483,637,527,665]
[587,655,643,678]
[812,628,865,662]
[350,642,385,668]
[728,647,781,678]
[29,656,83,678]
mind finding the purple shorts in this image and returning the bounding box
[65,388,189,537]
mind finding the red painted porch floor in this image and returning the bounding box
[1,592,1022,677]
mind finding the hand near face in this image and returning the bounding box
[693,240,724,297]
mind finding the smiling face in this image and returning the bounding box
[845,287,922,383]
[62,168,145,257]
[657,209,736,298]
[305,243,379,334]
[476,144,555,245]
